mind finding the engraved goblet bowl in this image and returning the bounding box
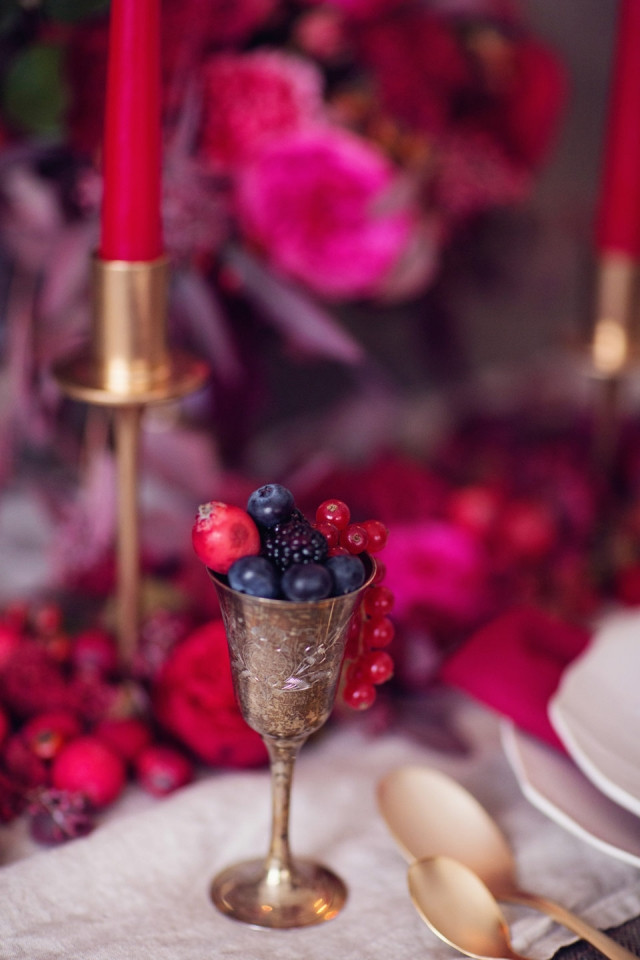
[208,557,375,929]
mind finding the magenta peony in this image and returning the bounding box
[382,520,492,631]
[236,128,416,298]
[200,50,325,171]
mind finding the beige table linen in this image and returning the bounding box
[2,698,639,960]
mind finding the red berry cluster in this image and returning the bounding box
[313,500,394,710]
[0,601,195,844]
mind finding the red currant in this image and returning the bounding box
[363,585,394,617]
[313,521,340,548]
[361,615,395,648]
[316,499,351,530]
[358,650,394,685]
[361,519,388,553]
[342,679,376,710]
[339,524,369,554]
[328,545,350,557]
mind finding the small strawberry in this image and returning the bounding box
[23,710,82,760]
[135,744,193,796]
[95,717,152,764]
[52,736,126,808]
[192,500,260,574]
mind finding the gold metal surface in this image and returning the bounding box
[408,856,527,960]
[114,405,142,666]
[54,257,209,405]
[53,255,210,666]
[590,253,635,378]
[378,765,636,960]
[208,561,375,928]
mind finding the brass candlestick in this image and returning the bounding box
[589,252,637,467]
[54,256,209,666]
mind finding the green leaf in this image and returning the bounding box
[43,0,109,23]
[2,43,68,137]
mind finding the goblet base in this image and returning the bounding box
[210,857,347,928]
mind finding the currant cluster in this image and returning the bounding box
[313,499,395,711]
[0,600,196,844]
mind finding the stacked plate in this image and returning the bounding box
[501,610,640,868]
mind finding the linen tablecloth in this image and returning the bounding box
[2,696,639,960]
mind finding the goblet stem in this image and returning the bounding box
[264,735,302,885]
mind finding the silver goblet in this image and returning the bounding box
[208,558,375,928]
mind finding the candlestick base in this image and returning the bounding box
[54,347,209,406]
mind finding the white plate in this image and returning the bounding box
[548,610,640,817]
[501,721,640,868]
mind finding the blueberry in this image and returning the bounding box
[281,563,332,602]
[247,484,295,529]
[228,555,281,598]
[326,554,366,595]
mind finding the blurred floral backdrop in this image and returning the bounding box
[7,0,640,840]
[0,0,566,584]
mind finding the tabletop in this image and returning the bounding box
[2,692,639,960]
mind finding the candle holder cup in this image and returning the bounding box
[208,559,375,929]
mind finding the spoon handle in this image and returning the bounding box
[507,889,637,960]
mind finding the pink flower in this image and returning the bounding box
[199,50,325,171]
[382,520,492,630]
[440,607,590,748]
[236,128,416,298]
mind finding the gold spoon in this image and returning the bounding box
[378,765,637,960]
[409,855,530,960]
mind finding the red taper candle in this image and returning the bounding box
[595,0,640,257]
[99,0,163,261]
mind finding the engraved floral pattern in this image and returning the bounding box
[225,616,346,692]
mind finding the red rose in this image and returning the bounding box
[153,620,267,768]
[354,10,472,135]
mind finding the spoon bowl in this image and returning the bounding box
[409,855,528,960]
[379,765,637,960]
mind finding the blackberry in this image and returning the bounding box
[263,513,329,571]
